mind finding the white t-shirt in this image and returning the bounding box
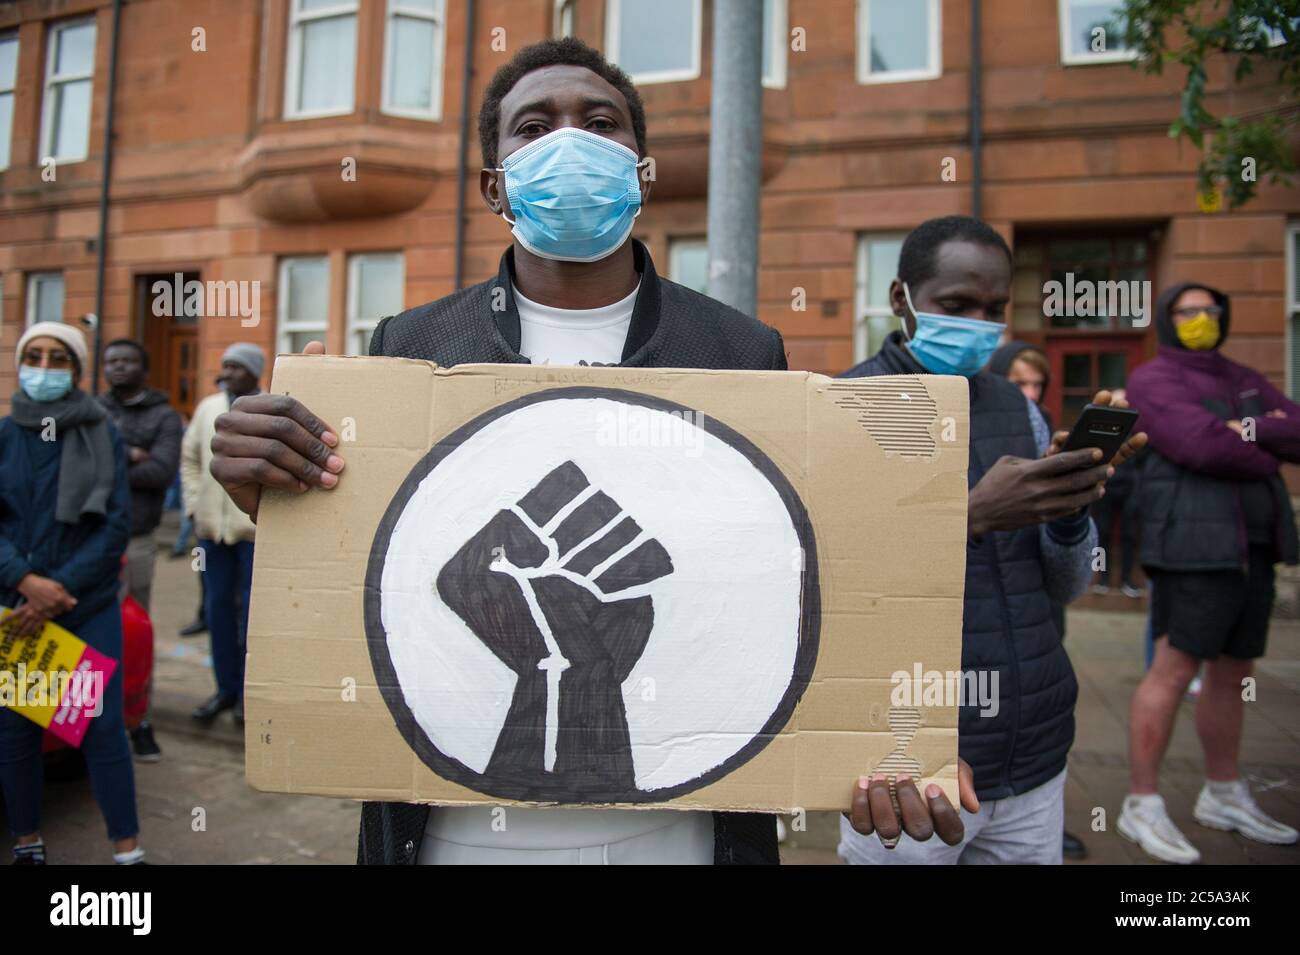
[418,279,715,865]
[515,281,637,366]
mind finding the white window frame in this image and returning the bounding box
[39,18,96,164]
[1058,0,1138,66]
[345,253,404,356]
[1287,222,1300,397]
[381,0,446,121]
[856,0,941,85]
[284,0,358,121]
[26,272,64,328]
[554,0,576,38]
[277,257,330,353]
[0,31,17,172]
[1240,15,1298,49]
[854,233,906,363]
[668,237,708,293]
[1266,19,1297,47]
[762,0,788,90]
[605,0,702,85]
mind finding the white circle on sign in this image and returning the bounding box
[365,388,819,803]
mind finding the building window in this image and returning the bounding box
[40,18,96,163]
[0,33,17,171]
[669,238,708,295]
[1287,223,1300,398]
[285,0,357,120]
[277,257,329,353]
[854,234,905,362]
[606,0,701,85]
[382,0,446,120]
[554,0,576,38]
[857,0,940,85]
[26,272,64,327]
[762,0,788,89]
[1059,0,1135,65]
[1012,233,1153,331]
[346,253,404,356]
[1263,18,1298,47]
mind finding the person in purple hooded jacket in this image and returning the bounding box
[1120,281,1300,863]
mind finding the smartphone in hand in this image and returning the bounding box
[1061,404,1138,464]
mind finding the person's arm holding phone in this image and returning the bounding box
[1023,399,1100,605]
[966,388,1143,541]
[1045,390,1146,466]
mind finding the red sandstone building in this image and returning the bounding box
[1,0,1297,428]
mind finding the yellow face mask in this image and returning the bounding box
[1176,312,1220,350]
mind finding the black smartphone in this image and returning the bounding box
[1060,404,1139,463]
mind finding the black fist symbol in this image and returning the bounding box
[436,461,673,795]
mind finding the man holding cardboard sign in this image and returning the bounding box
[837,216,1147,865]
[211,39,975,864]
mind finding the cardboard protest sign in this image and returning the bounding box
[246,357,969,812]
[0,608,116,747]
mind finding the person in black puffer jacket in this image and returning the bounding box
[97,339,182,763]
[98,340,182,614]
[837,217,1144,865]
[1118,282,1300,863]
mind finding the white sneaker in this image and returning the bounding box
[1194,782,1299,845]
[1118,794,1201,864]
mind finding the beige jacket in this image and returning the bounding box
[181,391,256,545]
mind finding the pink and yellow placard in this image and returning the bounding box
[0,607,117,747]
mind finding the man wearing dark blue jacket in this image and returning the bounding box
[836,216,1144,864]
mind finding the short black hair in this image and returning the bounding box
[897,215,1014,289]
[478,37,647,169]
[104,337,149,371]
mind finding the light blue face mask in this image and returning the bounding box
[19,365,74,403]
[902,283,1006,378]
[497,127,647,263]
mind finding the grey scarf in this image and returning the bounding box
[10,388,116,525]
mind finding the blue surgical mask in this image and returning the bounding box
[19,365,74,402]
[902,283,1006,378]
[497,127,646,263]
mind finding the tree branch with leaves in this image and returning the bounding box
[1118,0,1298,209]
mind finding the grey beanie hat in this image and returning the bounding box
[221,342,265,379]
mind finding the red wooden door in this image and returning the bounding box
[167,324,199,420]
[1042,334,1148,429]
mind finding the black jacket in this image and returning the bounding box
[1129,282,1299,571]
[840,333,1081,801]
[97,389,183,537]
[358,241,786,864]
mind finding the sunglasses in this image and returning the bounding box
[22,347,75,368]
[1172,305,1223,319]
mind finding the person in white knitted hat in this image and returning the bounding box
[1,322,148,864]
